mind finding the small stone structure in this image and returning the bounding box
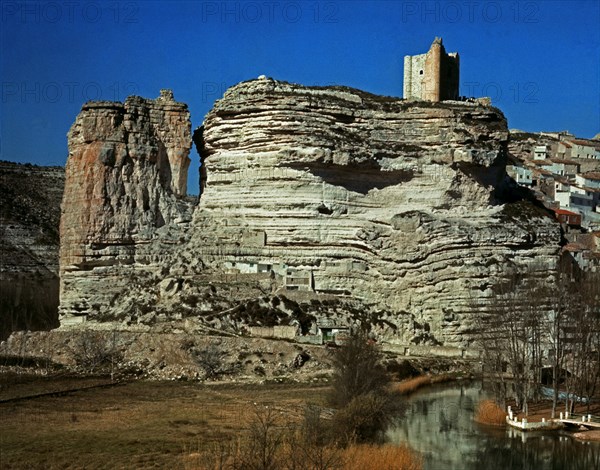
[404,37,459,101]
[249,325,298,340]
[316,317,350,343]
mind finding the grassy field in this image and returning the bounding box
[0,375,328,469]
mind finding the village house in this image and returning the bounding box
[284,268,313,291]
[533,145,549,160]
[564,235,600,272]
[548,159,580,178]
[556,140,573,159]
[569,139,600,160]
[576,172,600,189]
[570,186,599,212]
[553,208,581,227]
[506,165,533,186]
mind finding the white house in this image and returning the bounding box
[576,172,600,189]
[506,165,533,186]
[569,139,600,160]
[534,145,548,160]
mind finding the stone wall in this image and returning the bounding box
[249,325,298,339]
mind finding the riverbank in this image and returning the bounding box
[573,430,600,442]
[388,381,600,470]
[392,371,474,396]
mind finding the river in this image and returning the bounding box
[387,381,600,470]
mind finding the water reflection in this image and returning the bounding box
[387,382,600,470]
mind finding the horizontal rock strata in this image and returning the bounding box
[0,161,64,339]
[59,79,562,347]
[189,79,561,346]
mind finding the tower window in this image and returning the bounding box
[419,70,423,75]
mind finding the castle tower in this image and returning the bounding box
[404,37,460,102]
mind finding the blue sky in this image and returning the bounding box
[1,0,599,195]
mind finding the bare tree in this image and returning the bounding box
[476,267,549,415]
[563,269,600,414]
[327,331,389,408]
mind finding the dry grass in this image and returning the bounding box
[572,430,600,442]
[393,374,455,396]
[185,443,422,470]
[0,377,328,469]
[341,444,422,470]
[474,399,506,426]
[394,376,432,395]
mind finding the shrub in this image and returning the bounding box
[328,332,388,408]
[69,330,122,374]
[341,444,422,470]
[327,331,403,445]
[184,404,419,470]
[474,399,506,426]
[238,406,285,470]
[385,360,419,381]
[192,343,228,379]
[394,376,432,396]
[331,393,395,445]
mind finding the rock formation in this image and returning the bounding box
[190,79,561,346]
[59,91,194,319]
[59,79,562,347]
[0,161,64,339]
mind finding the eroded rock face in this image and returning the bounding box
[0,161,64,339]
[58,79,562,347]
[189,79,561,346]
[59,92,193,318]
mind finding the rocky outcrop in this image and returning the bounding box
[59,91,194,319]
[59,79,562,348]
[188,79,561,346]
[0,161,64,339]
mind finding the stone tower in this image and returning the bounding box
[403,37,460,102]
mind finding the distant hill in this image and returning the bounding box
[0,161,65,339]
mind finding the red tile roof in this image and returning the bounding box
[554,208,580,216]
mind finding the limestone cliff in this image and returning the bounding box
[189,79,561,346]
[59,79,562,347]
[0,161,64,339]
[59,91,194,319]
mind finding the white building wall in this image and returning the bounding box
[572,144,600,159]
[403,54,426,100]
[534,146,548,160]
[555,191,571,207]
[576,174,600,189]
